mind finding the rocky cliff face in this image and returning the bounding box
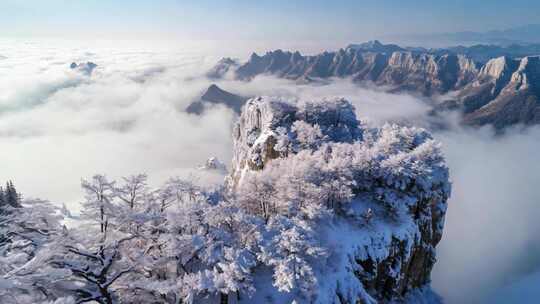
[462,56,540,128]
[229,96,360,188]
[230,48,478,96]
[210,42,540,129]
[450,56,521,113]
[228,97,451,303]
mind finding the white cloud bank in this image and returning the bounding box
[0,40,235,207]
[1,39,539,303]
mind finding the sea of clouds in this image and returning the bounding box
[1,39,539,303]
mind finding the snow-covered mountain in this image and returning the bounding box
[226,96,451,303]
[206,57,240,79]
[215,48,480,96]
[209,43,540,129]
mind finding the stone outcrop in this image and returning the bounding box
[70,61,97,75]
[228,97,450,303]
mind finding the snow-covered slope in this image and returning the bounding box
[227,97,451,303]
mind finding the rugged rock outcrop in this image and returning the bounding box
[70,61,97,75]
[445,56,521,113]
[229,96,360,187]
[462,56,540,128]
[377,52,478,95]
[228,97,451,303]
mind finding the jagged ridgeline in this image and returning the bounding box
[208,42,540,129]
[0,98,450,304]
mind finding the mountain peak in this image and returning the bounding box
[206,83,220,92]
[479,56,518,80]
[202,84,238,101]
[206,57,239,79]
[186,84,248,115]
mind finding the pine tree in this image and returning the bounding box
[0,186,4,210]
[5,181,21,208]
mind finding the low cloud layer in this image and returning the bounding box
[0,40,235,207]
[432,125,540,303]
[1,40,539,303]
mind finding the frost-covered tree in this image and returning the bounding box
[114,174,148,210]
[0,199,64,303]
[49,233,144,304]
[1,181,21,212]
[236,172,276,221]
[80,175,116,239]
[259,216,327,299]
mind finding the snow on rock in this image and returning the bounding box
[478,56,516,80]
[220,47,478,96]
[509,56,540,91]
[229,96,361,188]
[206,57,239,79]
[209,44,540,128]
[228,96,451,303]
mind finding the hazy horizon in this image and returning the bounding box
[2,0,540,43]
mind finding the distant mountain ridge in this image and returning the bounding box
[346,40,405,53]
[208,41,540,129]
[435,44,540,64]
[231,46,479,95]
[394,24,540,45]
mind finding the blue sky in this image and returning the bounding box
[2,0,540,41]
